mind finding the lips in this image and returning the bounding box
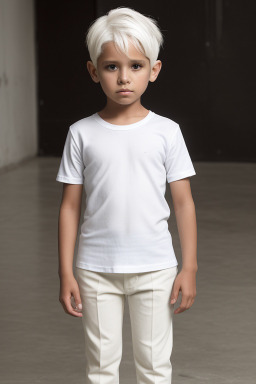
[118,89,132,92]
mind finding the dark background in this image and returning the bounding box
[35,0,256,161]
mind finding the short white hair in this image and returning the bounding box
[85,7,164,69]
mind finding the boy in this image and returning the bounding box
[56,6,197,384]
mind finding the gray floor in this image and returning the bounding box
[0,157,255,384]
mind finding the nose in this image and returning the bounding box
[118,68,130,84]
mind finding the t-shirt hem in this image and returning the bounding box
[75,261,178,273]
[56,175,84,184]
[167,169,196,183]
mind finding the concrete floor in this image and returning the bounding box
[0,157,255,384]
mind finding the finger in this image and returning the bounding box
[174,304,186,314]
[72,294,83,313]
[175,295,195,314]
[174,296,190,314]
[170,284,180,304]
[62,297,83,318]
[188,298,195,309]
[59,297,69,314]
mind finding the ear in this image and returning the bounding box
[149,60,162,82]
[87,61,100,83]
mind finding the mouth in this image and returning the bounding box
[117,89,133,95]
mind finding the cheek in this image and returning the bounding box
[100,74,116,87]
[137,69,150,80]
[137,73,150,88]
[97,77,112,93]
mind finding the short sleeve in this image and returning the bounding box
[165,125,196,183]
[56,127,84,184]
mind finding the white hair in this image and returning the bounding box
[85,7,164,69]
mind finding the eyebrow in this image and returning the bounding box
[101,59,147,65]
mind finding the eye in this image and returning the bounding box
[132,64,143,70]
[105,63,143,71]
[106,64,117,71]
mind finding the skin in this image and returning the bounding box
[58,39,198,318]
[86,40,162,123]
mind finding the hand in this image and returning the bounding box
[59,274,83,317]
[170,268,197,314]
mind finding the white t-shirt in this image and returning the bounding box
[56,110,196,273]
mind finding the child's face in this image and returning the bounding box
[87,40,162,106]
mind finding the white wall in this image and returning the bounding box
[0,0,37,170]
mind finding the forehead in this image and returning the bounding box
[98,40,149,63]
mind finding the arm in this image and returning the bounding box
[58,183,83,277]
[57,183,83,317]
[170,177,198,272]
[169,177,198,314]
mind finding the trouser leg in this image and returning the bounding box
[76,268,125,384]
[127,267,178,384]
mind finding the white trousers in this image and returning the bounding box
[76,265,178,384]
